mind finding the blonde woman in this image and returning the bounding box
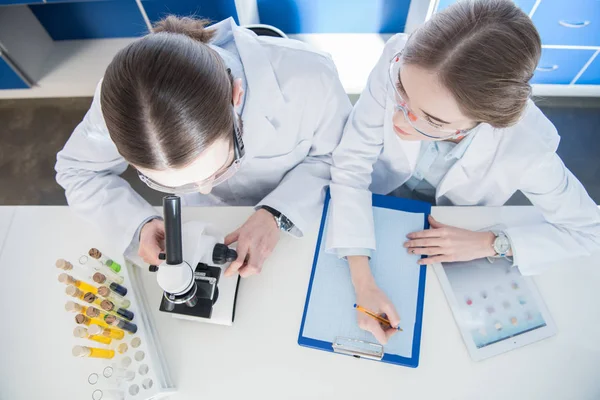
[327,0,600,344]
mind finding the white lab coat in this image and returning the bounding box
[327,34,600,275]
[56,18,351,254]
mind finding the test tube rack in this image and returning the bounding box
[58,252,175,400]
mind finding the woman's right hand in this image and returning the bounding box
[139,219,165,265]
[348,256,401,345]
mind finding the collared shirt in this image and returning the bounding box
[397,133,477,203]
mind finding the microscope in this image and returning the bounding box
[148,195,241,325]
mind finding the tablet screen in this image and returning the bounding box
[442,259,547,349]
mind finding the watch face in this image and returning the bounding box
[279,217,293,232]
[494,236,511,254]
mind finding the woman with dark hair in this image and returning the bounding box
[56,16,351,277]
[327,0,600,344]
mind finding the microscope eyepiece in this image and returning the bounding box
[212,243,238,265]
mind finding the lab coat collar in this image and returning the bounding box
[444,129,477,161]
[219,18,286,158]
[436,125,497,199]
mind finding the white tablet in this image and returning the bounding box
[434,258,557,361]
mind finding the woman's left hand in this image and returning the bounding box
[223,209,281,278]
[404,215,496,264]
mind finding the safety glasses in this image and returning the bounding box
[137,107,245,194]
[388,51,477,140]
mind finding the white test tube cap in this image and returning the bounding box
[72,345,91,357]
[88,324,103,336]
[57,273,69,283]
[65,301,82,313]
[65,285,81,297]
[73,326,88,338]
[55,259,72,270]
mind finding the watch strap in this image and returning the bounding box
[258,205,294,233]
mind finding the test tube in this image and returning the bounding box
[81,255,124,284]
[86,305,130,325]
[55,259,73,271]
[93,273,128,297]
[72,345,114,359]
[65,301,87,314]
[88,323,125,340]
[97,286,131,309]
[105,315,138,334]
[65,286,102,307]
[58,273,98,295]
[92,389,125,400]
[103,366,135,384]
[85,305,115,321]
[100,300,134,322]
[73,326,112,345]
[75,313,110,329]
[89,248,121,273]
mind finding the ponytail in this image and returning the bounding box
[153,16,215,43]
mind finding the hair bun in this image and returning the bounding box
[153,16,215,43]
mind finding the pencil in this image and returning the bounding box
[354,304,403,331]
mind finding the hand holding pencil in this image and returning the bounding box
[353,285,401,345]
[349,256,401,345]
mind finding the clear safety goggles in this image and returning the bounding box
[137,108,245,194]
[388,51,478,141]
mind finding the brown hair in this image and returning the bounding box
[403,0,541,128]
[101,16,234,170]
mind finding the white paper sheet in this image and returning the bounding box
[302,206,425,357]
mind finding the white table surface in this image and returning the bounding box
[0,205,599,400]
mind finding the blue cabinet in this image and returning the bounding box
[433,0,600,88]
[0,0,42,4]
[532,0,600,46]
[577,53,600,85]
[257,0,411,34]
[29,1,147,40]
[531,48,596,85]
[0,56,30,89]
[141,0,238,25]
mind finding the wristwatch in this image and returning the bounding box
[258,205,295,233]
[492,231,511,257]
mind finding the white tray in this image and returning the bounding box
[62,253,176,400]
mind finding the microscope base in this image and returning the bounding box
[159,263,241,326]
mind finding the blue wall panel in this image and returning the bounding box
[142,0,238,25]
[256,0,411,34]
[577,53,600,85]
[0,56,29,89]
[29,1,148,40]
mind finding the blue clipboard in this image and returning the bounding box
[298,191,431,367]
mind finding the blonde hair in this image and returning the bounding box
[403,0,541,128]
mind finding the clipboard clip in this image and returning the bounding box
[332,337,383,360]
